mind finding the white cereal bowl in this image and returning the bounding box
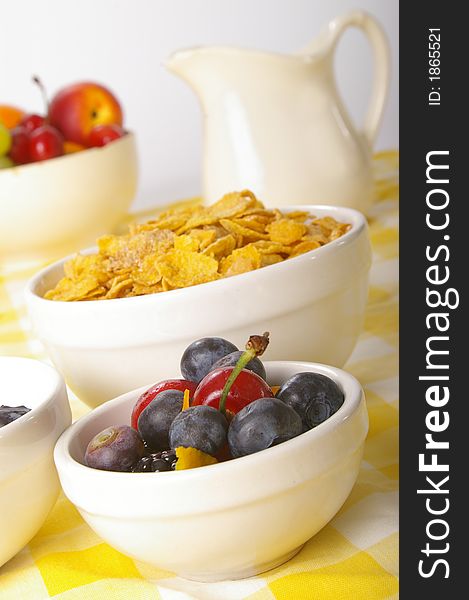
[0,357,72,567]
[0,133,138,262]
[25,205,371,409]
[54,360,368,582]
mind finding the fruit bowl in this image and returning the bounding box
[0,357,72,567]
[53,360,368,582]
[26,204,371,408]
[0,132,137,262]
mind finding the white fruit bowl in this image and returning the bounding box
[25,204,371,409]
[0,133,138,262]
[53,360,368,582]
[0,357,72,567]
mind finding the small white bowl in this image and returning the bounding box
[26,204,371,408]
[0,357,72,567]
[54,360,368,582]
[0,133,138,262]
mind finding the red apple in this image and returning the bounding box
[48,82,123,146]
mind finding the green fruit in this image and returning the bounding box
[0,155,14,169]
[0,124,12,157]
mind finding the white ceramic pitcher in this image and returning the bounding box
[166,11,390,214]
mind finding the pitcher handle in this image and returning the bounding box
[327,11,390,148]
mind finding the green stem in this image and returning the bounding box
[218,332,270,415]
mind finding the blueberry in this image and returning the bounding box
[137,389,184,451]
[211,351,266,381]
[85,425,144,472]
[276,372,344,431]
[0,405,31,428]
[180,337,238,383]
[169,405,228,456]
[228,397,302,458]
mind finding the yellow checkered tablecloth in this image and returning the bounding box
[0,151,399,600]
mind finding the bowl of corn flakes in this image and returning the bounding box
[25,190,371,408]
[0,132,137,263]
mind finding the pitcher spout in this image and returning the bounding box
[165,47,221,93]
[165,46,275,99]
[165,48,199,77]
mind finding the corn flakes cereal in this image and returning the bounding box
[251,240,293,255]
[174,234,200,253]
[157,249,219,289]
[219,218,270,241]
[219,245,261,277]
[188,229,217,250]
[105,275,134,299]
[44,190,351,301]
[133,254,162,286]
[202,234,237,260]
[290,240,322,257]
[260,253,284,267]
[176,190,258,234]
[232,215,269,233]
[266,219,307,245]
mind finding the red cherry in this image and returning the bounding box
[20,113,46,133]
[131,379,198,430]
[28,125,64,162]
[88,124,124,147]
[8,126,30,164]
[192,367,273,415]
